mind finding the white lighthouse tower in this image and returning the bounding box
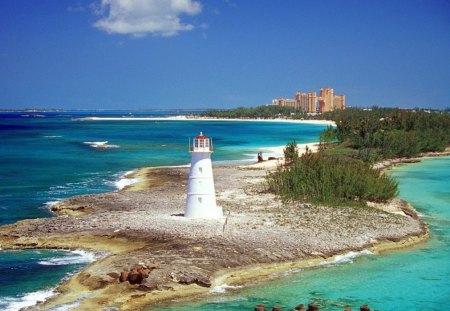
[185,132,222,219]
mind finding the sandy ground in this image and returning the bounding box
[75,116,336,126]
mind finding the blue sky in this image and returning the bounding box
[0,0,449,110]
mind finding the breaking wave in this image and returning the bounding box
[321,249,373,266]
[1,289,55,311]
[38,250,97,266]
[209,284,242,294]
[83,141,120,149]
[113,170,139,190]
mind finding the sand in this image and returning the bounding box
[75,115,336,126]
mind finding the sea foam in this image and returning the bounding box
[44,201,61,209]
[321,249,373,266]
[2,289,55,311]
[38,250,97,266]
[209,284,242,294]
[114,170,139,190]
[83,141,120,149]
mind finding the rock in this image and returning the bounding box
[141,268,151,278]
[139,269,171,291]
[195,277,212,288]
[107,272,120,279]
[178,275,193,285]
[272,306,282,311]
[127,270,143,285]
[254,304,266,311]
[119,271,129,282]
[178,275,211,288]
[307,302,319,311]
[359,305,370,311]
[294,304,305,310]
[146,263,160,269]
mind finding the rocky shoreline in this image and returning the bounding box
[0,161,430,310]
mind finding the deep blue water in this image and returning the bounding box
[0,111,327,309]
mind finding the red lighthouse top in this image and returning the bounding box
[190,132,214,152]
[196,132,207,139]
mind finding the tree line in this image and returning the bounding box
[201,105,312,119]
[267,107,449,206]
[321,107,450,158]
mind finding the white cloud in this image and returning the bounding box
[93,0,202,37]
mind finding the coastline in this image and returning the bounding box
[74,115,336,126]
[0,149,436,310]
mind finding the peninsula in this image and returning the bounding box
[0,148,428,310]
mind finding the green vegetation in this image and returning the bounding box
[283,140,299,164]
[267,151,398,206]
[205,105,449,206]
[322,107,450,158]
[201,105,310,119]
[266,107,449,206]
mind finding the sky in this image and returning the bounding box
[0,0,449,110]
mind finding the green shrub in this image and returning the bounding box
[267,152,398,206]
[284,140,299,163]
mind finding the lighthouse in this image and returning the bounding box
[185,132,222,219]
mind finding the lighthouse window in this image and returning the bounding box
[198,197,202,203]
[199,140,204,148]
[199,167,203,174]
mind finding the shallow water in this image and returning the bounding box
[156,156,450,311]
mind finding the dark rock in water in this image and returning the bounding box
[272,306,282,311]
[254,304,266,311]
[343,307,353,311]
[294,304,305,310]
[359,305,370,311]
[307,302,319,311]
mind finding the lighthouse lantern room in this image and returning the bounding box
[185,132,222,219]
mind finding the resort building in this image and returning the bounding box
[274,87,345,113]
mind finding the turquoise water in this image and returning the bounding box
[0,111,326,309]
[156,156,450,311]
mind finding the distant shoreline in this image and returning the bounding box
[75,116,336,126]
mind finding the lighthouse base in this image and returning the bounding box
[185,195,223,219]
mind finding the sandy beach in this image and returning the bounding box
[74,115,336,126]
[0,143,430,310]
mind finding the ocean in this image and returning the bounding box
[0,111,326,310]
[1,111,449,310]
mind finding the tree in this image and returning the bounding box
[284,140,299,164]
